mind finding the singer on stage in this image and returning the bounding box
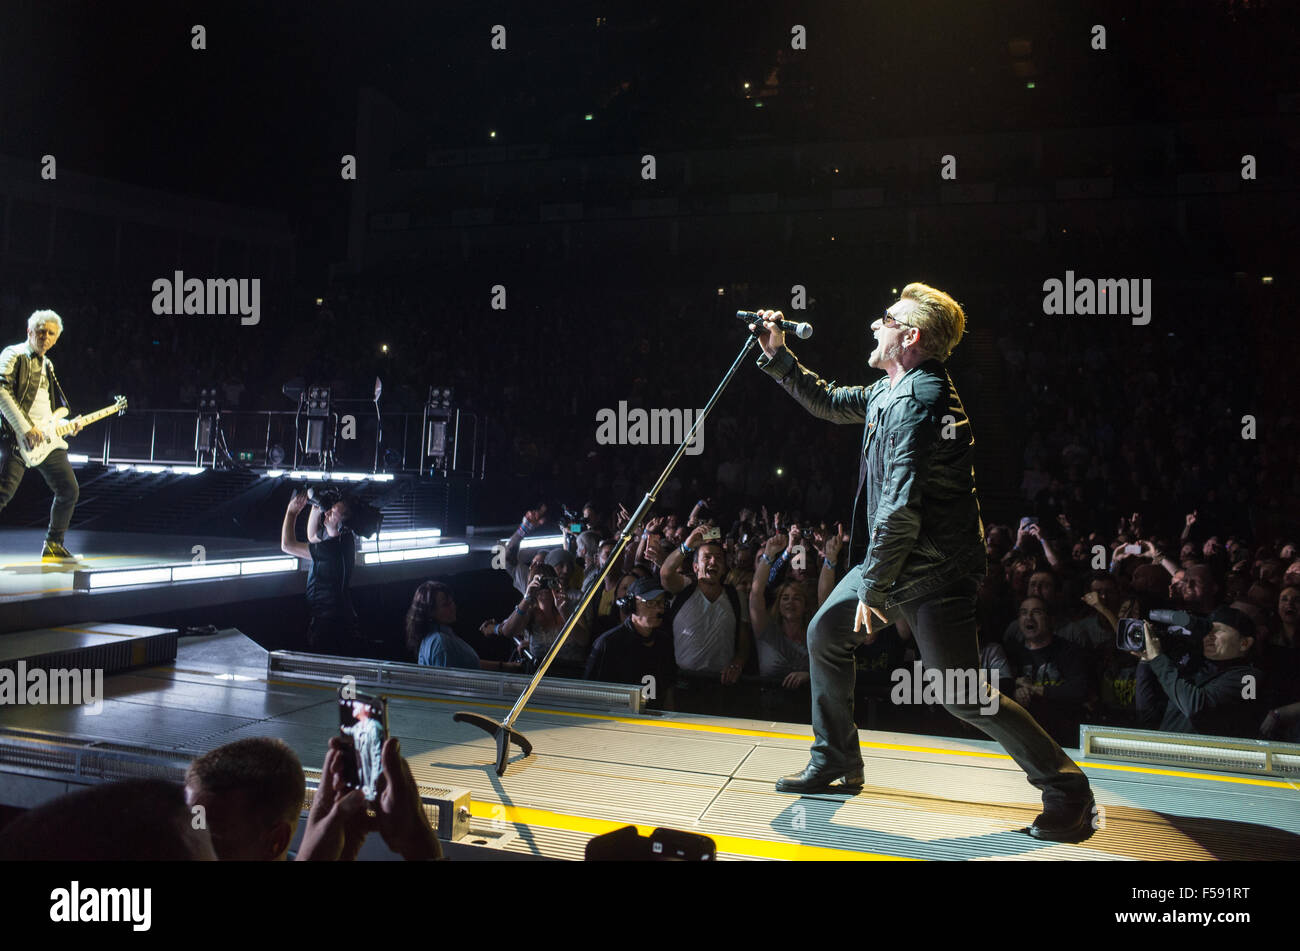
[0,311,82,564]
[751,284,1096,842]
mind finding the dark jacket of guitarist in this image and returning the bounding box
[0,311,82,563]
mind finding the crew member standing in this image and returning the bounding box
[281,490,358,653]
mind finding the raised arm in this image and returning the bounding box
[306,504,325,544]
[497,576,542,643]
[1029,524,1059,568]
[749,537,785,641]
[280,494,311,560]
[504,506,546,569]
[1139,539,1178,577]
[751,313,872,424]
[819,523,848,608]
[1081,590,1119,634]
[660,525,706,595]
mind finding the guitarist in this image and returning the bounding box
[0,311,83,563]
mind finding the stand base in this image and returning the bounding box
[453,711,533,777]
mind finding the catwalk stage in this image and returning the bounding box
[1,525,1298,860]
[2,628,1298,860]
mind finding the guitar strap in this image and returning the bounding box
[47,362,72,414]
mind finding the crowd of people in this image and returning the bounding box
[398,498,1300,748]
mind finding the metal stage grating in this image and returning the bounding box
[1,629,1298,861]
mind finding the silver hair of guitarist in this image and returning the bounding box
[28,310,64,333]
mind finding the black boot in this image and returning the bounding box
[775,762,865,794]
[1027,794,1098,843]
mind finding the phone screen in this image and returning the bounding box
[338,689,388,801]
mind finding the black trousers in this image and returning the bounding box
[0,445,79,544]
[808,567,1091,806]
[308,613,359,654]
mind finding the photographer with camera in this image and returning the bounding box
[1132,606,1261,738]
[281,488,358,653]
[484,562,588,676]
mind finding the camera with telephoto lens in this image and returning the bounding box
[1115,609,1211,654]
[305,486,342,511]
[302,485,383,539]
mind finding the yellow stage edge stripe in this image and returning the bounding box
[467,801,913,861]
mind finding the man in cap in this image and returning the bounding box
[585,576,676,708]
[1133,606,1261,737]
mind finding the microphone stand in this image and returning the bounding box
[372,377,383,473]
[454,331,761,776]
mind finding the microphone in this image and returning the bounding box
[736,310,813,340]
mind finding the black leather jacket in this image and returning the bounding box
[759,347,985,609]
[0,342,65,441]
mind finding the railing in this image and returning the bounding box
[81,405,486,477]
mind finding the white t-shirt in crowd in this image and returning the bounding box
[672,586,737,674]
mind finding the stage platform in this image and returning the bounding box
[2,630,1297,861]
[0,528,484,635]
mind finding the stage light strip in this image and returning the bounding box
[374,528,442,541]
[357,529,445,553]
[362,543,469,565]
[171,561,241,582]
[517,534,566,550]
[241,556,299,575]
[108,463,206,475]
[76,555,303,590]
[85,567,173,589]
[259,470,396,482]
[67,453,89,464]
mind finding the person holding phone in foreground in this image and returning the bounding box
[749,284,1096,843]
